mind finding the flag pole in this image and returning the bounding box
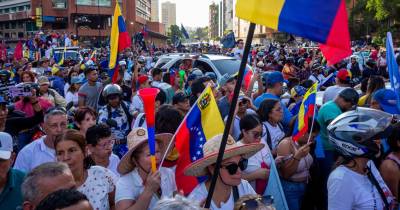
[204,22,255,208]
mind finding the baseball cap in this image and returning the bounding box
[337,69,352,82]
[290,85,307,98]
[51,66,60,75]
[4,63,12,67]
[372,89,400,115]
[0,132,13,159]
[119,60,127,66]
[172,92,189,105]
[338,88,359,106]
[71,76,84,84]
[264,71,288,85]
[38,76,50,85]
[137,75,149,85]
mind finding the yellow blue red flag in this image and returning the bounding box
[292,82,317,141]
[235,0,351,65]
[175,86,225,195]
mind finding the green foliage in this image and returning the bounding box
[366,0,389,21]
[167,24,183,40]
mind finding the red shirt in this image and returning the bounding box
[15,97,53,117]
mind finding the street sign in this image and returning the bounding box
[35,8,42,28]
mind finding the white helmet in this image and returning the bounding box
[327,107,393,158]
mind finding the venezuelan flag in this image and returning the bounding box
[292,82,317,142]
[109,1,131,81]
[175,86,225,195]
[58,44,66,65]
[236,0,351,65]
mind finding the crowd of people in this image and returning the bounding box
[0,33,399,210]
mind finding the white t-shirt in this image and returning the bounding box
[238,141,271,189]
[189,180,256,210]
[78,166,117,210]
[14,136,56,173]
[323,85,347,104]
[262,121,285,150]
[115,167,176,210]
[328,161,394,210]
[233,48,244,60]
[130,95,144,113]
[108,153,121,177]
[65,91,79,107]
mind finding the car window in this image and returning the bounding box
[171,59,184,70]
[193,60,213,74]
[154,58,172,68]
[211,59,243,76]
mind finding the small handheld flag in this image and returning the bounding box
[138,88,160,172]
[181,24,190,39]
[292,82,318,142]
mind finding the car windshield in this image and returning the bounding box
[211,59,243,76]
[155,58,172,68]
[54,51,79,61]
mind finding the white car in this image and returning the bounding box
[154,53,252,84]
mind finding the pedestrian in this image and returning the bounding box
[186,134,263,210]
[0,132,25,210]
[78,66,103,110]
[86,123,121,176]
[172,92,190,116]
[34,189,92,210]
[21,162,76,210]
[14,108,68,173]
[322,69,352,104]
[115,128,174,210]
[38,76,67,108]
[54,129,117,210]
[254,71,292,126]
[217,74,237,119]
[238,114,271,194]
[65,76,84,107]
[327,108,396,209]
[73,107,97,137]
[275,117,319,210]
[358,75,385,107]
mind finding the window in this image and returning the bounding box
[4,8,9,13]
[52,0,67,8]
[17,22,23,29]
[10,7,16,13]
[18,32,24,38]
[18,6,24,11]
[4,23,9,29]
[76,0,111,6]
[11,22,16,29]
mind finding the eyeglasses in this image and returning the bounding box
[220,158,248,175]
[239,195,274,210]
[97,139,115,148]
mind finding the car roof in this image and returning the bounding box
[159,53,236,61]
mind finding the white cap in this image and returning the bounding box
[119,60,127,66]
[0,132,13,159]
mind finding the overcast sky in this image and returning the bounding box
[160,0,217,28]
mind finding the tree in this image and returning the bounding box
[347,0,400,42]
[167,24,183,40]
[193,27,209,41]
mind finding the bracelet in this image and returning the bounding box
[293,157,300,162]
[31,101,39,105]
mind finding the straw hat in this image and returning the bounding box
[184,134,264,177]
[117,127,173,175]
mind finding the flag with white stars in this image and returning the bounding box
[175,86,225,195]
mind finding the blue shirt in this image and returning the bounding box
[50,76,66,97]
[254,93,292,126]
[0,169,25,210]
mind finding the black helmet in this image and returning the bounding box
[102,84,122,99]
[328,107,393,158]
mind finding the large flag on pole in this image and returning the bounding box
[221,32,236,49]
[386,32,400,110]
[235,0,351,65]
[109,1,131,71]
[175,86,225,195]
[292,82,318,142]
[181,24,190,39]
[58,43,66,65]
[13,41,23,61]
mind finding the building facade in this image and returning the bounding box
[150,0,159,22]
[161,1,175,31]
[0,0,167,45]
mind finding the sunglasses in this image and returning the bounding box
[239,195,274,210]
[220,158,248,175]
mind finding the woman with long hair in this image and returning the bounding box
[257,99,285,156]
[238,114,271,195]
[74,107,97,137]
[55,129,116,210]
[357,75,385,107]
[327,108,397,209]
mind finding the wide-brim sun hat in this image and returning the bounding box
[117,127,173,175]
[184,134,264,177]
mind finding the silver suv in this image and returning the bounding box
[154,53,252,84]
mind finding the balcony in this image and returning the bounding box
[0,10,30,22]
